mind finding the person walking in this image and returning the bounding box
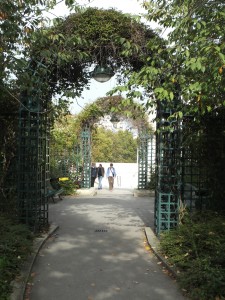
[97,164,105,190]
[90,163,97,187]
[106,163,116,191]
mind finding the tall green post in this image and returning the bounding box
[81,124,91,188]
[17,97,50,231]
[155,101,182,235]
[138,129,155,190]
[17,62,50,231]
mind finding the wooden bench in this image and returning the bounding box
[45,178,64,203]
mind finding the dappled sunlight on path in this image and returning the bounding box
[27,194,187,300]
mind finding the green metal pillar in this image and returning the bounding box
[155,103,182,235]
[81,125,91,188]
[138,129,155,190]
[17,100,49,231]
[181,116,210,211]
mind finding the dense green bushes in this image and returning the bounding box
[160,212,225,300]
[59,178,79,195]
[0,215,33,300]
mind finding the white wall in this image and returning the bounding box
[96,163,138,189]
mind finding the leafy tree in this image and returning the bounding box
[91,127,114,162]
[0,0,58,86]
[141,0,225,210]
[92,127,137,163]
[107,1,225,210]
[116,0,225,116]
[112,130,137,162]
[51,114,80,151]
[50,114,82,177]
[49,114,138,181]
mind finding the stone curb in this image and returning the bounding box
[133,189,155,197]
[76,188,155,198]
[144,227,178,278]
[10,223,59,300]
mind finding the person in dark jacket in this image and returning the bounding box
[97,164,105,190]
[90,163,97,187]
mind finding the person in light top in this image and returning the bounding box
[106,163,117,191]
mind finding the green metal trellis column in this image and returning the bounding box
[17,60,50,232]
[138,129,156,190]
[181,116,210,211]
[17,96,50,231]
[81,124,91,188]
[154,102,182,235]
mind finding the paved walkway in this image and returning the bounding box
[26,189,187,300]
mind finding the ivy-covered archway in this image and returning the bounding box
[21,7,160,98]
[17,7,160,231]
[69,95,155,189]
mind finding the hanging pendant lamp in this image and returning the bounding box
[92,65,114,83]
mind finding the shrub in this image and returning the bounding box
[59,178,78,195]
[0,215,33,299]
[160,211,225,300]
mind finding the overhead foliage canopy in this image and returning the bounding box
[23,7,161,98]
[75,95,153,131]
[1,4,162,118]
[114,0,225,117]
[0,0,62,87]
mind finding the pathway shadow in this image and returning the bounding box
[27,195,187,300]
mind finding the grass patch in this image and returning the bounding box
[0,214,33,300]
[159,211,225,300]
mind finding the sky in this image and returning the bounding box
[47,0,154,114]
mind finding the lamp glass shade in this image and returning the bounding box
[92,65,114,83]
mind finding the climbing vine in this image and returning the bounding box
[25,7,160,99]
[75,95,152,130]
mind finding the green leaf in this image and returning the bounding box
[219,52,225,63]
[120,37,126,44]
[215,46,221,52]
[197,22,201,30]
[169,92,174,100]
[178,111,183,119]
[206,106,212,112]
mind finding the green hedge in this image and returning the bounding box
[0,215,33,300]
[160,212,225,300]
